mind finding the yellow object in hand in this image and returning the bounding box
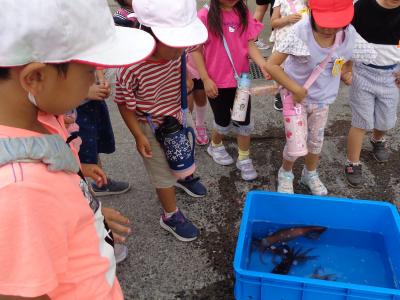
[332,57,346,77]
[299,7,309,15]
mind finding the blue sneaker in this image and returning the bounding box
[91,178,131,197]
[175,175,207,198]
[160,210,199,242]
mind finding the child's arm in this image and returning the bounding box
[248,40,271,80]
[191,48,218,99]
[271,7,302,29]
[117,104,152,158]
[266,51,307,102]
[87,82,111,100]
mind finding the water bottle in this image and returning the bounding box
[155,116,196,179]
[282,90,308,157]
[231,73,251,122]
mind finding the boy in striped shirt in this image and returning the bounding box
[115,0,208,242]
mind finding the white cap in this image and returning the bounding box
[0,0,156,67]
[132,0,208,48]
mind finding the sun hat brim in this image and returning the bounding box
[72,27,155,67]
[311,4,354,28]
[151,18,208,48]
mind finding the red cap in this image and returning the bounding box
[309,0,354,28]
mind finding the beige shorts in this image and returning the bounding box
[138,115,195,189]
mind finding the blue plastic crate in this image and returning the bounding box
[233,191,400,300]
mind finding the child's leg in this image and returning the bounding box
[345,63,390,186]
[233,96,257,180]
[192,81,209,145]
[300,104,329,196]
[369,72,399,161]
[139,122,199,242]
[372,129,386,141]
[346,127,366,163]
[156,187,177,213]
[90,101,130,195]
[207,88,234,165]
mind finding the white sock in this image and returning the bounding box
[346,159,361,166]
[164,208,178,219]
[303,167,317,176]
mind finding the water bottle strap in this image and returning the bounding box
[286,0,297,14]
[204,4,240,83]
[303,30,343,90]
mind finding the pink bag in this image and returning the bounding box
[282,30,343,157]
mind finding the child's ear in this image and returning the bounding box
[19,62,47,96]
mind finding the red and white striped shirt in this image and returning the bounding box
[115,57,182,125]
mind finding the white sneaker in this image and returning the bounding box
[300,168,328,196]
[114,244,128,264]
[277,168,294,194]
[207,144,234,166]
[236,159,258,181]
[255,39,270,50]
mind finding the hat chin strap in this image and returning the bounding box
[28,92,38,107]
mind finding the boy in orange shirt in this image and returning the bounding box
[0,0,155,299]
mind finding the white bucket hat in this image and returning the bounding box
[0,0,156,67]
[132,0,208,48]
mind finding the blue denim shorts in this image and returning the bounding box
[76,100,115,164]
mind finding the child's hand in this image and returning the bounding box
[286,13,302,24]
[204,77,218,99]
[136,134,152,158]
[293,86,307,103]
[394,71,400,88]
[81,163,108,187]
[102,207,131,243]
[87,83,111,100]
[341,71,352,85]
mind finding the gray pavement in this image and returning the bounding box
[103,1,400,299]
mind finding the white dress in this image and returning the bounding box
[270,0,308,51]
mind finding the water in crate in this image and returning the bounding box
[248,221,398,289]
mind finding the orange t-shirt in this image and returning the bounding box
[0,113,123,300]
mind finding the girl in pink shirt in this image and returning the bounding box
[192,0,270,181]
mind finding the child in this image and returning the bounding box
[344,0,400,187]
[270,0,308,110]
[76,69,131,197]
[115,0,208,242]
[187,51,210,145]
[192,0,270,181]
[0,0,155,298]
[266,0,376,195]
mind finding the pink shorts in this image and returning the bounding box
[283,103,329,162]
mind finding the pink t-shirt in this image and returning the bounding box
[0,113,123,300]
[198,7,263,88]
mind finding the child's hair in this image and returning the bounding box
[208,0,248,39]
[0,63,69,81]
[0,68,10,80]
[114,0,129,8]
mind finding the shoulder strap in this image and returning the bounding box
[286,0,297,14]
[303,30,343,89]
[203,4,240,82]
[181,53,188,128]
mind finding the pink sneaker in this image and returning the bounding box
[195,126,209,145]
